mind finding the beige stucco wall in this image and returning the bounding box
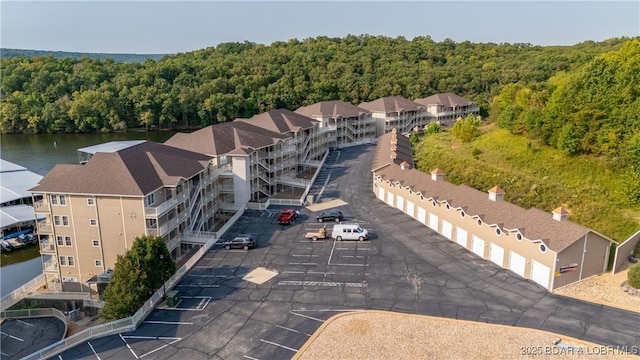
[613,230,640,274]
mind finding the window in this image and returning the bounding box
[95,260,102,267]
[460,211,466,218]
[432,201,437,207]
[477,219,483,227]
[59,195,66,205]
[89,219,97,226]
[495,228,502,236]
[62,216,69,226]
[445,204,450,210]
[146,219,157,228]
[65,236,72,246]
[59,256,66,266]
[87,198,95,206]
[146,193,155,206]
[539,244,547,253]
[51,195,58,205]
[53,216,61,226]
[56,236,64,246]
[92,239,100,247]
[516,233,523,241]
[67,256,74,266]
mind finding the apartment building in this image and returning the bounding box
[413,93,480,126]
[371,129,615,291]
[358,96,432,135]
[295,100,377,147]
[165,109,322,204]
[29,141,221,292]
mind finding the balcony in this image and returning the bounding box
[37,222,53,233]
[34,200,49,213]
[40,239,56,253]
[43,259,58,272]
[144,192,188,217]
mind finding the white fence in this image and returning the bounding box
[20,209,245,360]
[0,274,46,312]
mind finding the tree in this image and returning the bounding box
[628,263,640,289]
[451,115,482,143]
[100,235,176,321]
[424,122,441,135]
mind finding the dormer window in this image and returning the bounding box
[460,211,466,218]
[495,228,502,236]
[477,219,483,227]
[516,233,523,241]
[539,244,547,253]
[445,204,450,211]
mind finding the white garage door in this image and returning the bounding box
[489,243,504,266]
[428,213,439,231]
[531,260,551,289]
[441,220,453,240]
[396,196,404,211]
[456,227,467,247]
[472,236,485,258]
[417,207,426,223]
[378,187,385,201]
[406,201,415,218]
[386,192,394,206]
[509,251,526,277]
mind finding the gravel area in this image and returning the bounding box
[295,263,640,360]
[295,312,638,360]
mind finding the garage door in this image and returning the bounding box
[386,192,394,206]
[428,213,439,231]
[396,196,404,211]
[456,227,467,247]
[509,251,526,277]
[489,243,504,266]
[406,201,415,218]
[417,207,426,223]
[531,260,550,289]
[378,187,385,201]
[441,220,453,240]
[472,236,485,258]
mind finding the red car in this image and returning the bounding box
[278,209,298,225]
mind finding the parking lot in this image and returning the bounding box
[0,317,65,359]
[52,145,640,359]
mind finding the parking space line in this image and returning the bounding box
[1,351,9,356]
[0,331,23,342]
[290,311,326,322]
[340,255,366,258]
[139,338,182,358]
[336,247,370,251]
[188,274,228,278]
[259,339,298,352]
[274,324,312,337]
[16,319,34,327]
[144,321,193,325]
[288,262,318,265]
[283,271,306,274]
[180,296,212,298]
[243,355,260,360]
[331,263,369,267]
[58,355,63,360]
[176,284,220,288]
[87,341,101,360]
[291,254,319,257]
[119,334,139,359]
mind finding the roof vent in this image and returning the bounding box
[430,168,444,181]
[488,186,505,201]
[552,206,570,221]
[400,161,411,170]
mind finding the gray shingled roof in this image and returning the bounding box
[30,141,211,196]
[371,131,414,172]
[414,93,475,108]
[295,100,371,118]
[237,109,317,134]
[359,96,425,113]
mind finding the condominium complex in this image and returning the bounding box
[414,92,480,126]
[28,93,473,293]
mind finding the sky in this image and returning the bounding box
[1,1,639,54]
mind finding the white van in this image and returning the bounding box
[332,224,369,241]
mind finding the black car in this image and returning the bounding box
[316,210,344,223]
[221,235,257,250]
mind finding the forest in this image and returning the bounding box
[1,35,634,135]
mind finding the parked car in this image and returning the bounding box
[316,210,344,223]
[278,209,299,225]
[221,235,257,250]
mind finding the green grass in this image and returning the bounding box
[413,124,640,242]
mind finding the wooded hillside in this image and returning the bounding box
[1,35,632,134]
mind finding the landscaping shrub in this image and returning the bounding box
[628,263,640,289]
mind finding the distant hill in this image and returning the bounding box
[0,48,169,63]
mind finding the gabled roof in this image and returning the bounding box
[237,109,317,134]
[0,160,43,203]
[30,141,212,196]
[371,131,414,172]
[164,121,286,156]
[375,164,598,252]
[295,100,371,119]
[359,96,425,113]
[414,93,475,108]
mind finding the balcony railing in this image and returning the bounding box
[34,200,49,213]
[43,260,58,272]
[40,239,56,253]
[144,192,188,217]
[37,222,53,233]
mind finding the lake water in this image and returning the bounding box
[0,131,176,297]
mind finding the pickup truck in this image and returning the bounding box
[277,209,298,225]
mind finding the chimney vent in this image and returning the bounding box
[400,161,411,170]
[552,206,570,221]
[430,168,444,181]
[488,186,505,201]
